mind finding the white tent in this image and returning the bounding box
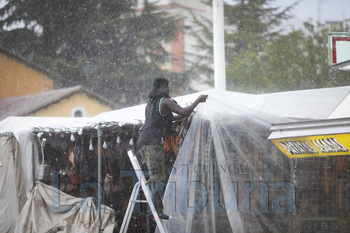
[1,86,350,233]
[0,116,91,196]
[0,117,120,233]
[2,86,350,136]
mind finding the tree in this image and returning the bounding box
[225,0,292,52]
[223,0,349,93]
[182,9,214,86]
[0,0,188,106]
[262,22,350,92]
[224,0,295,92]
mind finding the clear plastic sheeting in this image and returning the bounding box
[160,92,350,232]
[15,181,116,233]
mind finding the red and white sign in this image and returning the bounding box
[328,32,350,66]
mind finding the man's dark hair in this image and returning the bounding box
[149,78,170,100]
[153,78,168,89]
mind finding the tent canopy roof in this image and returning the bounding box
[94,86,350,122]
[2,86,350,139]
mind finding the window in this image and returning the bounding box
[71,106,87,117]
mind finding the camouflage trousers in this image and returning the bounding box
[138,145,166,212]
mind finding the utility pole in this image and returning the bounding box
[213,0,226,91]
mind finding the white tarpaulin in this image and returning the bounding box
[0,135,27,233]
[15,181,116,233]
[0,116,91,197]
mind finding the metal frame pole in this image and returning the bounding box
[97,125,102,233]
[213,0,226,91]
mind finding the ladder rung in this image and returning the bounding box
[130,200,148,203]
[119,150,167,233]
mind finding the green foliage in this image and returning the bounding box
[224,0,349,93]
[183,8,214,83]
[0,0,189,106]
[225,0,294,92]
[224,0,293,54]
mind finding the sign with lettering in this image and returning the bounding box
[270,134,350,158]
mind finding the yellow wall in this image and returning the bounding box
[0,53,53,99]
[30,93,112,117]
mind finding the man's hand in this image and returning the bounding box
[197,94,208,103]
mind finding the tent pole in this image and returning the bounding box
[97,125,102,233]
[32,135,36,188]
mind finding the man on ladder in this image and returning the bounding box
[137,78,208,220]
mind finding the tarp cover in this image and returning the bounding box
[0,135,27,233]
[160,91,350,232]
[0,116,90,197]
[15,181,116,233]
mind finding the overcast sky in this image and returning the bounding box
[273,0,350,30]
[1,0,349,31]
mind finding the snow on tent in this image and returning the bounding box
[1,87,350,232]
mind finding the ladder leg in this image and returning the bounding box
[119,182,141,233]
[126,150,168,233]
[139,176,167,233]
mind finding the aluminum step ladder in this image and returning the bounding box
[119,150,167,233]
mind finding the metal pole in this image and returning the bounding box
[213,0,226,91]
[32,134,36,187]
[97,125,102,233]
